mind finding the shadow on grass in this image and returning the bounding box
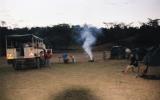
[141,75,160,80]
[53,87,99,100]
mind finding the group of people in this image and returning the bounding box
[122,49,139,73]
[39,49,52,67]
[38,48,147,76]
[39,50,77,66]
[60,52,76,64]
[122,48,148,76]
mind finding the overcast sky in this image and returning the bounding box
[0,0,160,27]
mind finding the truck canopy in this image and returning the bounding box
[7,34,43,42]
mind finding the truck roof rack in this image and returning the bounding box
[7,34,43,41]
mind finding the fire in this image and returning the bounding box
[29,48,34,57]
[7,53,14,59]
[29,52,34,57]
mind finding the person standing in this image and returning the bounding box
[122,50,139,73]
[45,50,52,66]
[70,55,76,63]
[125,48,131,59]
[39,51,45,66]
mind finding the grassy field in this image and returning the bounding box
[0,52,160,100]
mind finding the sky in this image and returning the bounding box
[0,0,160,28]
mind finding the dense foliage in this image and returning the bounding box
[0,19,160,56]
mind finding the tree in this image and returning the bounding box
[1,21,6,27]
[147,18,160,27]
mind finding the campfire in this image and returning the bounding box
[88,58,94,62]
[88,59,94,62]
[78,24,100,63]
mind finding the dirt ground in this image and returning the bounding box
[0,52,160,100]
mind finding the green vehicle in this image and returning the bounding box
[110,46,125,59]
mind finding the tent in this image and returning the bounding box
[110,46,125,59]
[144,46,160,66]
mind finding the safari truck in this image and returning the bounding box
[6,34,51,70]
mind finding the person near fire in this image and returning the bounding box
[70,55,76,63]
[62,52,69,63]
[44,50,52,66]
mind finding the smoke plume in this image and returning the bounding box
[75,24,101,60]
[81,25,95,60]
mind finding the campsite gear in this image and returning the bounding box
[58,56,62,63]
[141,46,160,75]
[144,46,160,66]
[110,46,125,59]
[103,51,107,60]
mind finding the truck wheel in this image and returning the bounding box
[35,58,40,68]
[12,61,18,70]
[12,61,21,70]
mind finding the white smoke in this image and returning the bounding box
[73,24,102,60]
[80,25,98,60]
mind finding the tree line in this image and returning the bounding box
[0,18,160,56]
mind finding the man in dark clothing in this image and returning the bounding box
[123,50,139,73]
[130,53,139,67]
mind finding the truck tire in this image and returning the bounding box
[12,61,18,70]
[12,60,22,70]
[35,58,40,68]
